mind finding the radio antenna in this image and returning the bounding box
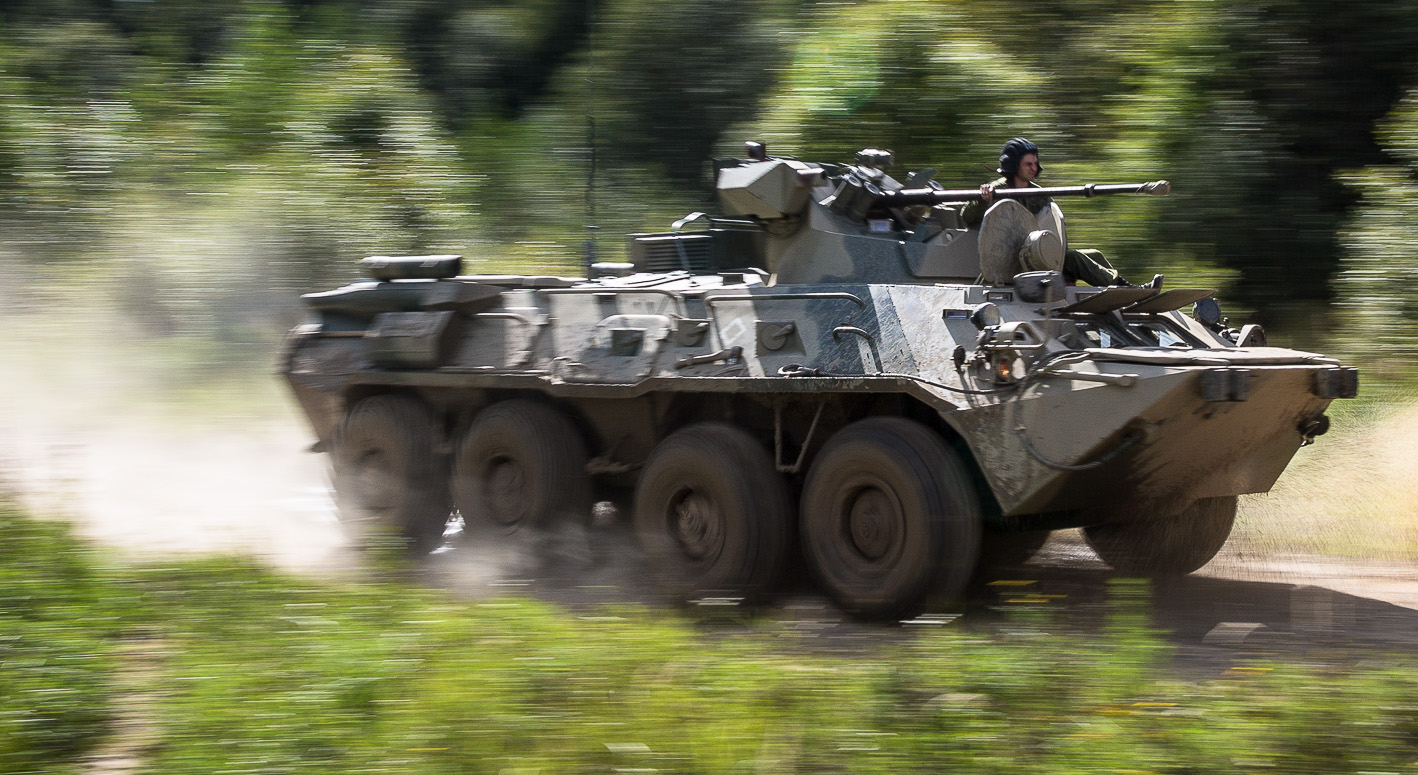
[582,0,599,272]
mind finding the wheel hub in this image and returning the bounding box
[353,449,395,513]
[486,456,528,526]
[672,492,722,561]
[847,487,898,561]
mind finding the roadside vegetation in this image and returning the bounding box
[5,503,1418,775]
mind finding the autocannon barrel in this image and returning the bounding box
[880,180,1171,207]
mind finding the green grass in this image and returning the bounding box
[0,509,119,772]
[4,505,1418,774]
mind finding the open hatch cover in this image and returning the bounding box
[1124,288,1218,314]
[1059,286,1217,315]
[1058,287,1156,314]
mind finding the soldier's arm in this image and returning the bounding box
[961,183,995,226]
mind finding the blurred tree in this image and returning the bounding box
[169,5,308,159]
[3,0,1418,358]
[0,21,141,254]
[590,0,796,181]
[106,0,245,65]
[1336,87,1418,378]
[383,0,591,126]
[737,4,1049,180]
[10,20,131,99]
[1159,0,1418,331]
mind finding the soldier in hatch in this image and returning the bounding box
[962,137,1154,288]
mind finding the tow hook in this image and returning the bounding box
[1298,414,1330,446]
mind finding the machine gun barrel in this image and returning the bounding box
[880,180,1170,207]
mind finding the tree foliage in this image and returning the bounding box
[1337,87,1418,376]
[1,0,1417,367]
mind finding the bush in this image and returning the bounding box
[0,510,116,773]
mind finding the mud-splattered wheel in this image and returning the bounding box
[634,423,791,603]
[453,399,591,535]
[1083,495,1238,575]
[329,394,451,554]
[800,418,982,620]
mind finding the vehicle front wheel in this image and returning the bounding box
[329,394,451,554]
[1083,495,1237,575]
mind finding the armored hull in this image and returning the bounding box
[282,148,1356,618]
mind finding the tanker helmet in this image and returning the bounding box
[998,137,1042,178]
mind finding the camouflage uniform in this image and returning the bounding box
[962,177,1123,287]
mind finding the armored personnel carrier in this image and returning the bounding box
[282,143,1357,619]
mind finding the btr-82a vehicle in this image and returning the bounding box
[282,143,1357,619]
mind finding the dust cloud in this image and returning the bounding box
[1233,396,1418,558]
[1200,396,1418,607]
[0,295,644,596]
[0,279,348,573]
[1,385,349,573]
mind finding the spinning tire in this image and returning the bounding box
[1084,496,1237,575]
[634,423,792,603]
[330,394,451,554]
[800,418,981,620]
[453,400,592,536]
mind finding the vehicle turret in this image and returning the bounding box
[630,142,1169,286]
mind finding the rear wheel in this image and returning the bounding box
[634,423,792,603]
[452,399,592,536]
[1083,495,1237,575]
[330,394,450,554]
[800,418,981,620]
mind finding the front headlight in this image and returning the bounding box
[992,353,1026,384]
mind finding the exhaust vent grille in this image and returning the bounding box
[630,234,713,273]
